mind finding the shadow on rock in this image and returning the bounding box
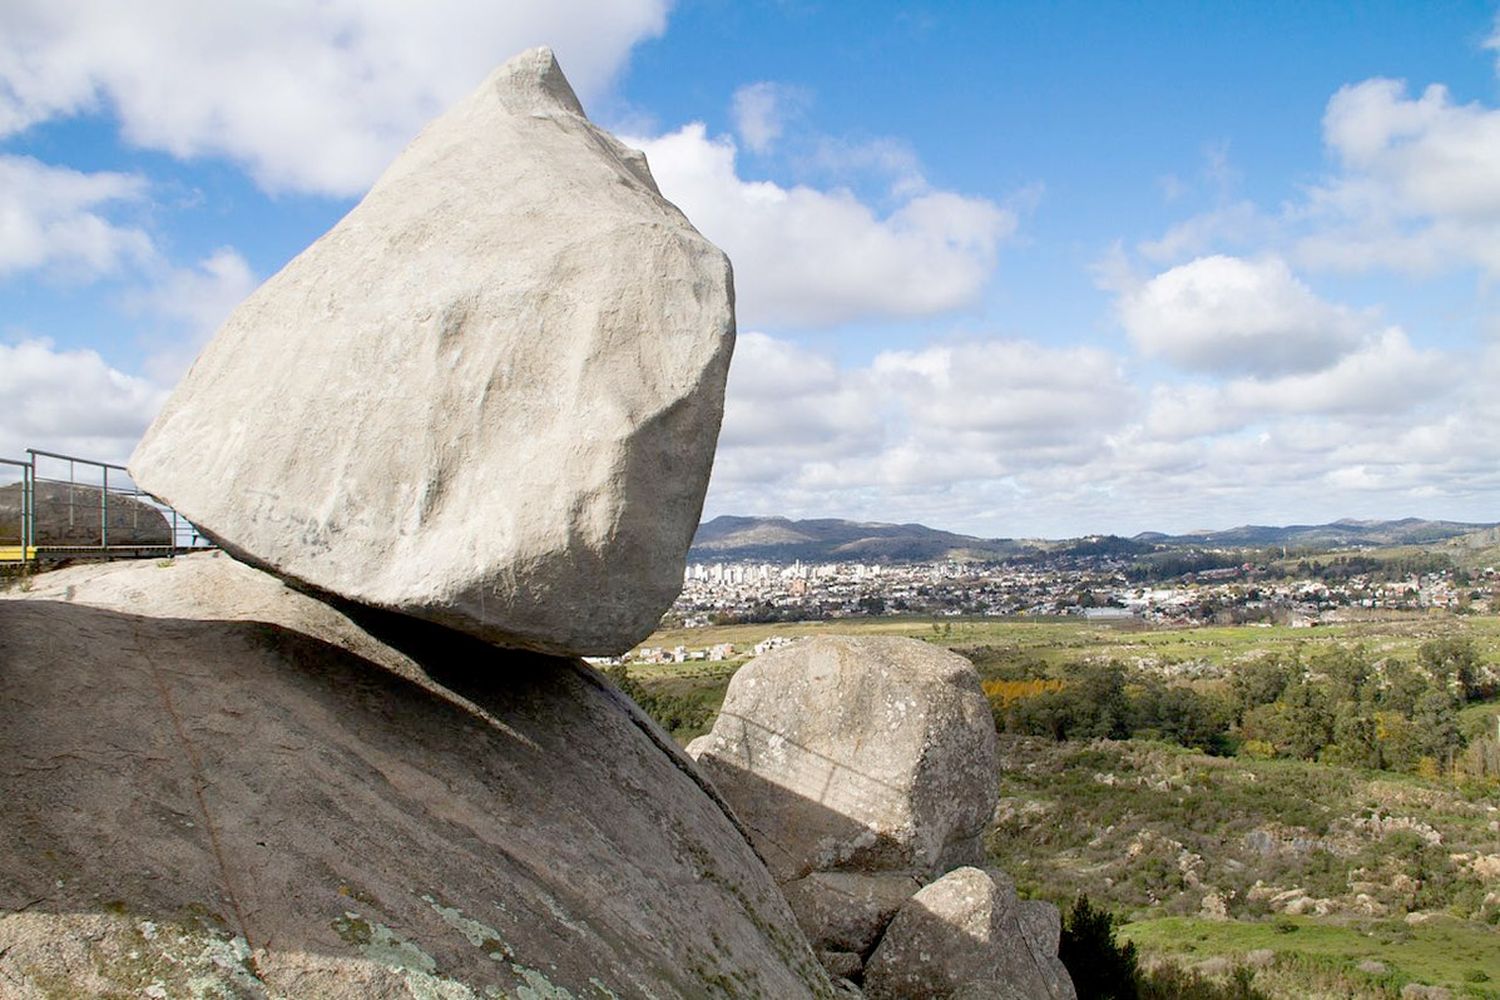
[0,597,831,998]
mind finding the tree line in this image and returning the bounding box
[988,638,1500,781]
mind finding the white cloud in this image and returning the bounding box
[1132,69,1500,283]
[731,81,807,155]
[0,338,166,464]
[703,324,1492,537]
[1322,80,1500,217]
[1118,255,1366,377]
[123,247,258,383]
[1293,78,1500,276]
[871,341,1132,447]
[1223,326,1453,415]
[717,332,881,453]
[805,135,929,197]
[709,333,1133,516]
[633,124,1015,329]
[1137,201,1276,264]
[1143,326,1454,440]
[0,0,669,197]
[0,155,153,279]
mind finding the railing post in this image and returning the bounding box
[23,450,35,557]
[21,460,30,555]
[101,464,109,549]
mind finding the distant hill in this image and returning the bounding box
[689,515,1025,563]
[1139,517,1499,549]
[690,514,1500,563]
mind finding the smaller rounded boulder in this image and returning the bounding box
[686,635,998,882]
[863,867,1076,1000]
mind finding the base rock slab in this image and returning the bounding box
[0,554,831,998]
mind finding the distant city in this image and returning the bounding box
[610,544,1500,667]
[672,557,1487,631]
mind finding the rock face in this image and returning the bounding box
[0,554,832,998]
[685,635,1012,985]
[0,481,170,547]
[863,867,1076,1000]
[687,636,999,882]
[128,47,735,657]
[780,871,925,959]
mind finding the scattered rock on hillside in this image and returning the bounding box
[0,554,832,998]
[686,635,998,882]
[129,46,735,657]
[780,871,925,959]
[863,867,1076,1000]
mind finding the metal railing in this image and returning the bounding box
[0,448,212,564]
[0,456,32,560]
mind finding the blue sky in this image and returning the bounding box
[3,1,1500,537]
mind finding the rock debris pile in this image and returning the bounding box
[689,635,1075,996]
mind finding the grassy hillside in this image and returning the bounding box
[629,611,1500,683]
[615,611,1500,998]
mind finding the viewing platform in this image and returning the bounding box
[1,449,211,566]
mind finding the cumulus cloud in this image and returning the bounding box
[0,155,153,279]
[710,333,1133,516]
[731,81,807,154]
[1295,78,1500,275]
[123,247,259,382]
[0,338,166,464]
[1118,255,1366,377]
[1225,327,1453,415]
[1131,69,1500,284]
[1137,202,1276,264]
[717,333,881,454]
[633,124,1015,329]
[1323,79,1500,217]
[1143,327,1453,438]
[871,341,1132,447]
[0,0,669,197]
[703,323,1492,537]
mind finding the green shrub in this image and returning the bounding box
[1060,894,1140,1000]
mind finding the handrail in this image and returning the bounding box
[25,447,130,473]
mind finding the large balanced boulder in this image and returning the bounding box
[686,635,999,882]
[0,554,833,998]
[863,867,1076,1000]
[128,47,735,657]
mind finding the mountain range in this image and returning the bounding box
[689,515,1499,563]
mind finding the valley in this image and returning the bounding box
[616,605,1500,998]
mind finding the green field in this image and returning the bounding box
[1122,915,1500,998]
[622,611,1500,744]
[635,611,1500,678]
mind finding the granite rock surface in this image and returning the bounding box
[130,47,734,656]
[0,554,832,998]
